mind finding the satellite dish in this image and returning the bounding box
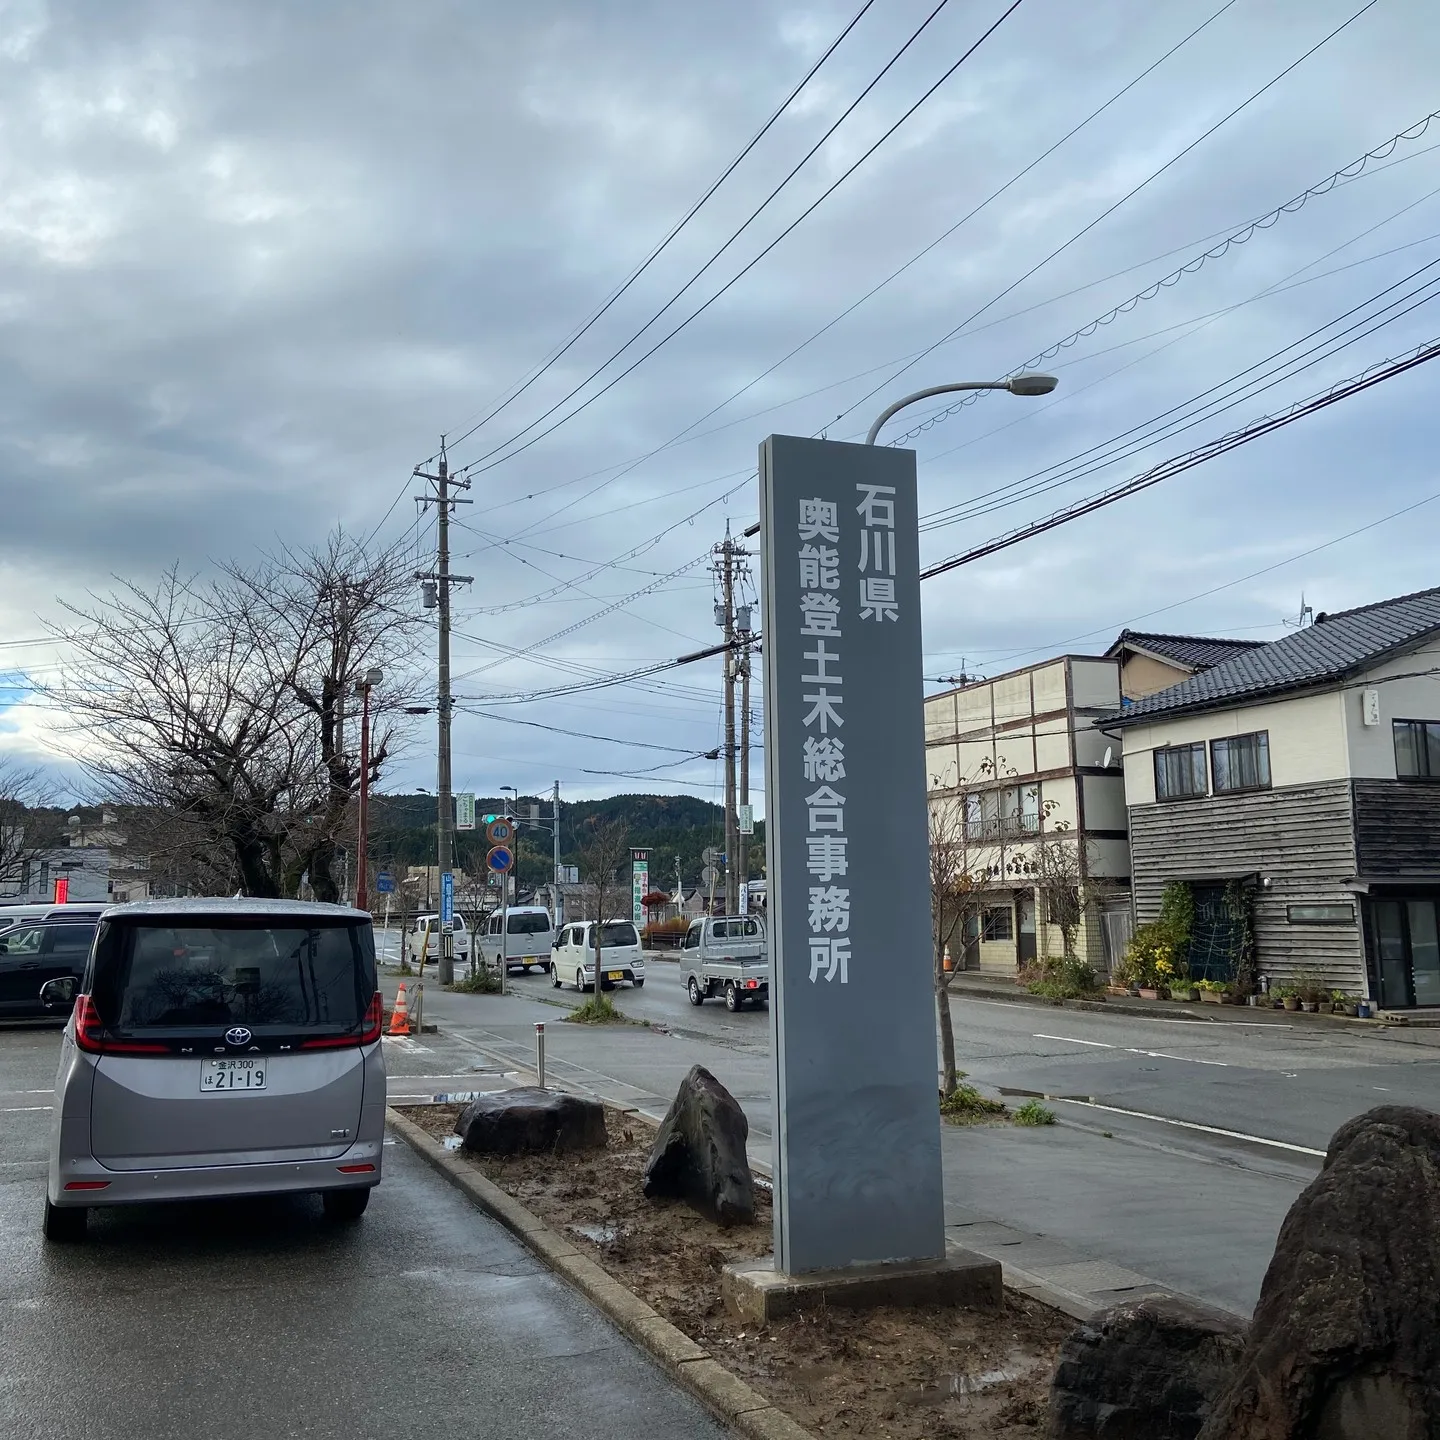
[1102,747,1114,769]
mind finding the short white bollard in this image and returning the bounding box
[534,1021,546,1089]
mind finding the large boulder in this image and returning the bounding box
[642,1065,754,1226]
[1198,1105,1440,1440]
[454,1087,606,1155]
[1049,1293,1247,1439]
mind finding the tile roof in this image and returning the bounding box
[1105,586,1440,726]
[1106,629,1267,670]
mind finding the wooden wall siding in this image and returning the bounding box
[1128,782,1365,992]
[1353,779,1440,875]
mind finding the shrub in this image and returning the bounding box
[939,1081,1007,1124]
[1116,922,1180,989]
[567,992,626,1024]
[1014,1099,1056,1127]
[448,965,501,994]
[1027,953,1101,999]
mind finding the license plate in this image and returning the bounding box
[202,1058,267,1092]
[606,971,624,981]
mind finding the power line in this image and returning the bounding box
[919,333,1440,581]
[441,0,881,455]
[916,253,1440,535]
[891,105,1440,448]
[456,0,1030,490]
[833,0,1382,434]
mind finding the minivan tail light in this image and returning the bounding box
[73,995,169,1056]
[336,1163,375,1174]
[64,1180,111,1191]
[302,991,383,1049]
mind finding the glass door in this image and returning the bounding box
[1408,900,1440,1007]
[1373,901,1411,1008]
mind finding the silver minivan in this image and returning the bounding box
[42,898,385,1242]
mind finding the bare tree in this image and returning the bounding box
[1031,831,1084,960]
[929,778,1001,1095]
[47,532,421,899]
[578,819,629,1007]
[0,759,56,892]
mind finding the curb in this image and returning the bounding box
[948,981,1400,1031]
[386,1107,815,1440]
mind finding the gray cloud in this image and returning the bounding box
[1,0,1439,802]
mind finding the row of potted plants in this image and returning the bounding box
[1108,976,1374,1017]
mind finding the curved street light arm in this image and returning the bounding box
[864,381,1008,446]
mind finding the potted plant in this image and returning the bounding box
[1276,984,1300,1011]
[1197,978,1226,1005]
[1169,973,1199,1001]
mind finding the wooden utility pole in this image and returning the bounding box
[413,438,472,985]
[714,527,750,915]
[738,641,751,901]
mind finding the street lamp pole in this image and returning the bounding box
[353,666,384,912]
[864,373,1058,446]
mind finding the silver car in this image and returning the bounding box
[42,898,386,1243]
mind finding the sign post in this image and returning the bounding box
[758,433,942,1277]
[487,836,515,996]
[631,848,650,929]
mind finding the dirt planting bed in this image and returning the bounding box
[401,1102,1069,1438]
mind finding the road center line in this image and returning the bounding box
[1033,1034,1114,1049]
[1,1105,54,1112]
[1056,1098,1324,1156]
[1125,1048,1229,1067]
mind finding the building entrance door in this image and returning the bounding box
[1016,896,1037,966]
[1372,898,1440,1008]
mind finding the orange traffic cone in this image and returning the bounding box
[388,983,411,1037]
[943,944,955,973]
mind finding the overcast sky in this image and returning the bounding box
[3,0,1439,808]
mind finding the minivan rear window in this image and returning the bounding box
[508,912,552,935]
[91,920,374,1033]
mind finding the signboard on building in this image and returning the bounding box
[759,433,941,1276]
[456,793,476,831]
[631,848,650,927]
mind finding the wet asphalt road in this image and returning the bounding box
[0,1023,727,1440]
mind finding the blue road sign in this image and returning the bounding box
[440,870,454,924]
[375,871,395,895]
[486,845,514,874]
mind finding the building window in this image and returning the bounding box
[1393,720,1440,779]
[982,906,1013,941]
[1286,902,1354,925]
[1211,731,1271,793]
[1154,743,1207,800]
[964,785,1040,841]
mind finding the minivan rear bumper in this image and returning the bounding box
[47,1137,383,1208]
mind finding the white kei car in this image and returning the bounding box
[550,920,645,991]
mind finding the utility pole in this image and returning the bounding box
[552,780,562,928]
[413,438,473,985]
[716,526,738,915]
[738,642,751,900]
[713,526,752,915]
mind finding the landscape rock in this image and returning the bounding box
[1198,1104,1440,1440]
[1048,1292,1247,1439]
[454,1087,606,1155]
[642,1065,754,1226]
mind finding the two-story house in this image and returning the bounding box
[925,655,1131,977]
[1104,586,1440,1010]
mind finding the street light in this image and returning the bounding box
[864,373,1058,446]
[353,666,383,912]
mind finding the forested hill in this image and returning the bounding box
[367,792,764,891]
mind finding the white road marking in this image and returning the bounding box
[1033,1034,1228,1066]
[1057,1098,1325,1156]
[1,1105,53,1112]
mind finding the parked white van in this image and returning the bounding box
[550,919,645,991]
[407,913,469,964]
[481,906,556,974]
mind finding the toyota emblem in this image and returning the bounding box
[224,1026,253,1047]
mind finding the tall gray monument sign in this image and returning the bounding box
[759,434,943,1276]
